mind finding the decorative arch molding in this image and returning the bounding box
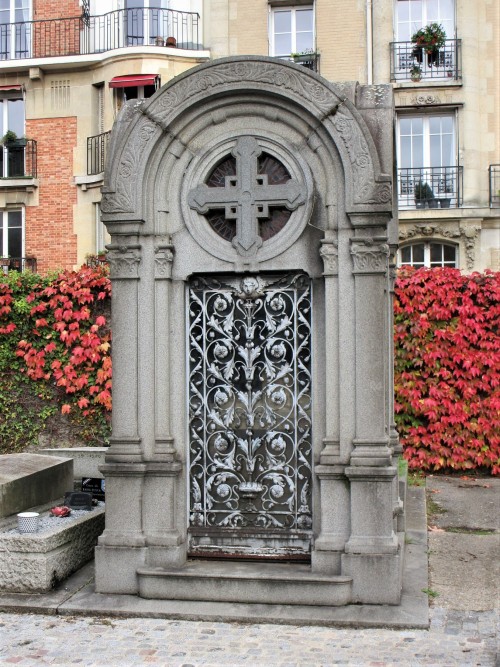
[101,56,393,225]
[399,223,481,270]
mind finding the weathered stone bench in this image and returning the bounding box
[0,502,104,593]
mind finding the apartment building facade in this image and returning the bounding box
[0,0,498,273]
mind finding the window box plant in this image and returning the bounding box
[291,49,318,69]
[411,23,446,66]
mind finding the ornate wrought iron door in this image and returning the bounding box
[188,273,312,559]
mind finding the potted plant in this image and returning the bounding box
[154,36,165,46]
[439,179,454,208]
[410,64,422,82]
[2,131,27,147]
[165,36,177,47]
[414,180,434,208]
[2,130,18,145]
[291,48,318,69]
[411,23,446,66]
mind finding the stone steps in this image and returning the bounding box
[137,560,353,606]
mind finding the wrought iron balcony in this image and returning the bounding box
[397,166,463,210]
[87,131,111,176]
[489,165,500,208]
[0,7,202,61]
[291,52,320,72]
[276,53,320,73]
[0,139,37,178]
[390,39,462,82]
[0,256,37,273]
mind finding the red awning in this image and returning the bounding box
[0,84,23,91]
[109,74,158,89]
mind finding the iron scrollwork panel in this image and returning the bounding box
[188,273,312,538]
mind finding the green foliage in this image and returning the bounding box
[0,267,111,453]
[414,180,434,201]
[411,23,447,52]
[395,268,500,475]
[422,587,440,598]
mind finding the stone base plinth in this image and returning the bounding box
[137,560,353,607]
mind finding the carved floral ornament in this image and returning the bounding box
[319,240,339,275]
[350,238,390,274]
[101,117,158,215]
[107,245,141,280]
[399,224,480,270]
[154,243,174,280]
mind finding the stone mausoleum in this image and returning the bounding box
[95,56,404,610]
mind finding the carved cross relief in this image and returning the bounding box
[188,136,306,256]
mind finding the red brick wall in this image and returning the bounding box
[32,0,81,57]
[25,118,78,274]
[33,0,80,20]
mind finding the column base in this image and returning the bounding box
[341,548,403,604]
[95,544,147,594]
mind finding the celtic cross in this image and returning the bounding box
[188,136,306,256]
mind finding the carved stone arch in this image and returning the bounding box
[101,57,393,230]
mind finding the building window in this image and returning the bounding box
[110,74,160,113]
[397,112,461,208]
[0,0,31,59]
[0,94,25,177]
[395,0,455,42]
[0,209,23,260]
[270,6,314,57]
[125,0,168,47]
[399,241,457,268]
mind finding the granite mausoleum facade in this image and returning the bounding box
[95,57,404,608]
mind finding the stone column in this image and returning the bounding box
[342,236,400,604]
[95,242,147,594]
[142,242,185,568]
[312,232,350,575]
[388,247,404,532]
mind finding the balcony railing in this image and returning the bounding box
[390,39,462,82]
[397,166,463,209]
[0,256,37,273]
[0,139,37,178]
[278,53,320,73]
[87,131,111,176]
[489,165,500,208]
[0,7,202,61]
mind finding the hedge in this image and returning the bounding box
[394,267,499,474]
[1,266,498,473]
[0,267,111,451]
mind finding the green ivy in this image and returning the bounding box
[0,268,111,454]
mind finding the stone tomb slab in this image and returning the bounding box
[0,454,73,518]
[0,502,105,593]
[39,448,107,481]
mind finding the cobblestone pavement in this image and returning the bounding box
[0,608,498,666]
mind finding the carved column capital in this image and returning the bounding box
[350,237,389,274]
[320,240,339,276]
[107,245,141,280]
[154,243,175,280]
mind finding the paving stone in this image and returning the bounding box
[0,608,498,666]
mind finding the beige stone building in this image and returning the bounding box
[0,0,497,272]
